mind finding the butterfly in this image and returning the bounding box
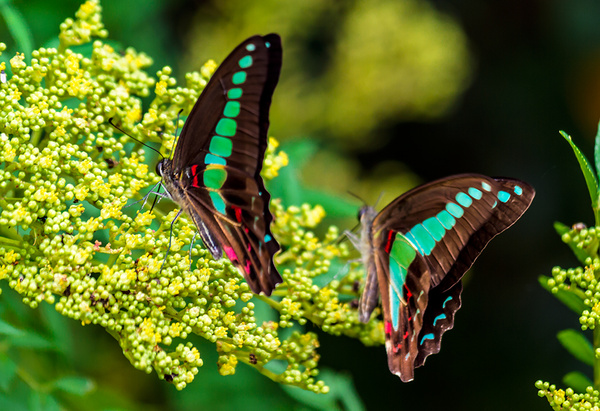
[350,174,534,381]
[155,34,283,296]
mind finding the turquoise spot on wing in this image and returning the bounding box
[433,313,446,326]
[498,191,510,203]
[205,153,226,166]
[468,187,482,200]
[209,136,232,157]
[389,283,401,330]
[420,333,435,345]
[223,101,241,118]
[387,234,417,330]
[422,217,445,241]
[265,41,271,48]
[436,210,456,230]
[492,200,497,209]
[408,224,436,256]
[227,88,242,99]
[390,234,417,267]
[443,296,453,308]
[446,202,464,218]
[246,43,256,51]
[265,234,272,242]
[203,168,227,189]
[209,191,226,214]
[482,181,492,191]
[455,192,472,207]
[239,55,253,68]
[232,71,247,84]
[216,118,237,137]
[514,185,523,195]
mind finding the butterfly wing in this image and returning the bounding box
[166,34,282,295]
[368,174,535,381]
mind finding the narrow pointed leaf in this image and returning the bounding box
[0,353,17,391]
[281,368,365,411]
[560,131,599,215]
[594,121,600,183]
[0,0,33,59]
[538,275,586,314]
[557,329,594,366]
[563,371,593,393]
[51,376,96,396]
[0,319,24,337]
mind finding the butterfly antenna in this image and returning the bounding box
[166,109,185,160]
[347,190,367,207]
[108,118,165,159]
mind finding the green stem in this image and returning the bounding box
[594,327,600,389]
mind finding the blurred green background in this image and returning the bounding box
[2,0,600,409]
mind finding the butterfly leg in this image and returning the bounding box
[188,230,198,269]
[159,208,184,272]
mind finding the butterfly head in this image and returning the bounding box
[156,158,166,177]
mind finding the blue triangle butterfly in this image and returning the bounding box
[351,174,534,381]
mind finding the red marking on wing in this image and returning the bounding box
[404,285,413,299]
[233,206,243,223]
[403,331,409,340]
[393,343,402,353]
[385,321,392,335]
[384,230,394,253]
[245,260,251,274]
[191,164,199,187]
[224,246,237,262]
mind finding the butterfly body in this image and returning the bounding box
[156,34,283,296]
[356,174,535,381]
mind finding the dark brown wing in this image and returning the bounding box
[167,34,282,295]
[370,174,534,381]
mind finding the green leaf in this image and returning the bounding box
[0,0,34,58]
[563,371,593,393]
[0,352,17,392]
[50,376,96,396]
[8,330,56,350]
[538,275,586,314]
[594,121,600,183]
[560,131,600,219]
[553,221,591,265]
[281,368,365,411]
[557,329,594,366]
[0,318,24,337]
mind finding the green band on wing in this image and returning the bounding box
[239,55,253,69]
[446,202,464,218]
[203,168,227,190]
[228,88,242,99]
[388,234,417,330]
[436,210,456,230]
[422,217,445,241]
[232,71,247,85]
[468,187,482,199]
[204,153,226,166]
[455,192,472,207]
[209,136,233,157]
[209,191,226,214]
[498,191,510,203]
[216,118,237,137]
[223,101,241,118]
[405,224,436,256]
